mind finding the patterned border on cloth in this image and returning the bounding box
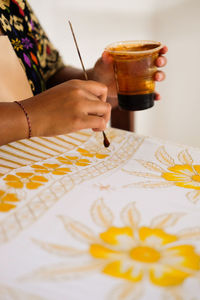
[0,129,144,244]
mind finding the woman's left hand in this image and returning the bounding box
[91,46,168,107]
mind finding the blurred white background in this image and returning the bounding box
[29,0,200,148]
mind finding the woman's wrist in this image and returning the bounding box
[14,101,32,138]
[21,94,45,138]
[0,102,29,146]
[46,65,96,88]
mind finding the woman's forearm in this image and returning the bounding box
[0,80,110,146]
[0,102,29,146]
[46,65,93,88]
[0,67,89,146]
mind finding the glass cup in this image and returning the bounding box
[105,40,163,111]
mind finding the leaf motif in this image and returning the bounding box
[121,202,140,228]
[22,261,104,281]
[155,146,175,167]
[124,181,174,189]
[178,227,200,240]
[107,281,143,300]
[32,238,86,257]
[91,198,113,228]
[178,149,193,165]
[135,160,166,173]
[58,215,99,243]
[122,169,162,179]
[150,213,185,229]
[186,190,200,204]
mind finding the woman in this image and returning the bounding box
[0,0,167,146]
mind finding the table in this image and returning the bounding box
[0,128,200,300]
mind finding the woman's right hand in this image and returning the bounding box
[21,79,111,137]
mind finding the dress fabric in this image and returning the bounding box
[0,0,64,95]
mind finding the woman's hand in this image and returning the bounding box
[22,79,111,137]
[90,46,168,107]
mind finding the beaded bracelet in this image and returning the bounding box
[14,101,32,139]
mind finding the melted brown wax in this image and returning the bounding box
[103,131,110,148]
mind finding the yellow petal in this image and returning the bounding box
[43,163,60,169]
[194,165,200,175]
[57,157,73,165]
[16,172,33,178]
[103,261,143,282]
[6,181,24,189]
[162,172,190,182]
[3,193,19,203]
[167,165,194,176]
[95,154,108,159]
[0,202,16,212]
[89,244,120,259]
[77,159,90,163]
[166,245,200,270]
[52,168,71,175]
[0,190,5,197]
[76,159,91,166]
[173,181,200,190]
[32,165,49,173]
[65,156,78,161]
[77,148,94,157]
[32,165,46,170]
[139,227,177,245]
[76,162,90,166]
[4,175,20,182]
[100,227,134,245]
[150,265,189,286]
[26,182,42,189]
[31,175,48,182]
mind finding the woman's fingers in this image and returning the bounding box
[83,115,107,131]
[71,85,111,130]
[154,92,161,101]
[154,71,166,81]
[86,100,111,122]
[101,51,113,64]
[159,45,168,55]
[80,94,111,131]
[73,79,108,102]
[155,56,167,67]
[73,82,111,123]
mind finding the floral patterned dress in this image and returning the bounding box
[0,0,64,95]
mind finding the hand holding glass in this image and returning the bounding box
[105,40,163,111]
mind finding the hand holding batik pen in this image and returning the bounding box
[68,21,110,148]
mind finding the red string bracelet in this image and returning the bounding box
[14,101,32,139]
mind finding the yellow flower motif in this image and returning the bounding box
[27,198,200,300]
[3,172,48,189]
[30,200,200,294]
[57,155,91,167]
[162,165,200,190]
[89,226,200,286]
[0,190,19,212]
[123,147,200,203]
[32,164,71,175]
[0,14,11,31]
[0,0,10,10]
[77,148,108,159]
[11,38,23,51]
